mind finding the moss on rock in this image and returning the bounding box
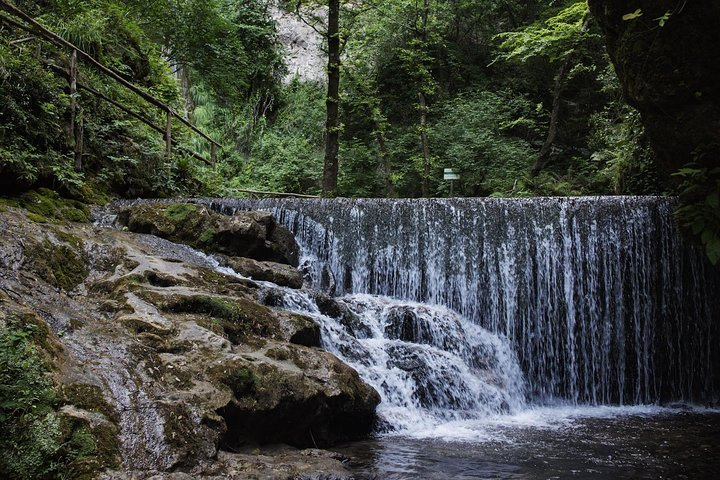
[118,203,300,266]
[144,291,282,343]
[16,188,90,223]
[26,239,89,291]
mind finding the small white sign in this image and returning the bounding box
[443,168,460,180]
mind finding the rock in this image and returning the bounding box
[588,0,720,177]
[0,206,378,478]
[214,345,380,449]
[220,255,303,289]
[118,203,299,266]
[312,292,372,339]
[277,312,322,347]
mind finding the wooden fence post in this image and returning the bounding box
[210,143,217,171]
[165,109,172,163]
[69,49,83,171]
[76,107,84,170]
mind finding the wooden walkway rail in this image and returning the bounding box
[0,0,220,169]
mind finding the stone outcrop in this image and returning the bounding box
[0,205,378,479]
[219,255,304,289]
[118,203,300,266]
[588,0,720,177]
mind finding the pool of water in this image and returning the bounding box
[336,407,720,479]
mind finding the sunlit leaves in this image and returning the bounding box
[493,1,591,64]
[622,9,643,21]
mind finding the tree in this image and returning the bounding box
[323,0,341,197]
[494,1,593,176]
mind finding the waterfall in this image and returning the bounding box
[257,284,526,432]
[203,196,720,407]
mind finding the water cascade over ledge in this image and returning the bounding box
[203,197,720,407]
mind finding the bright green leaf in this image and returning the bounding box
[622,9,643,21]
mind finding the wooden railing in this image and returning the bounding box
[0,0,220,169]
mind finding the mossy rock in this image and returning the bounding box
[220,367,258,397]
[164,203,199,223]
[58,409,121,476]
[18,188,90,223]
[26,212,48,223]
[26,239,89,291]
[157,294,282,344]
[118,203,299,266]
[60,383,120,425]
[1,317,116,479]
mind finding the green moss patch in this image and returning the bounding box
[19,188,90,223]
[26,212,48,223]
[164,203,199,223]
[0,319,116,479]
[220,367,258,397]
[60,384,119,425]
[156,294,281,344]
[27,239,89,291]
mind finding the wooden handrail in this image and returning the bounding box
[0,0,221,149]
[236,189,320,199]
[45,62,213,166]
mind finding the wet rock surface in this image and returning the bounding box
[0,206,378,478]
[219,254,304,289]
[118,203,300,266]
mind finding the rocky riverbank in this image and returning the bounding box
[0,198,379,479]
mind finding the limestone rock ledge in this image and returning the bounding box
[0,205,378,479]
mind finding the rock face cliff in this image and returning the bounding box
[0,202,379,479]
[588,0,720,176]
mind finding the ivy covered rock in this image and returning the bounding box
[117,203,300,266]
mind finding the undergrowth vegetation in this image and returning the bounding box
[0,317,112,479]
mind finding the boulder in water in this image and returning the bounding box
[214,345,380,449]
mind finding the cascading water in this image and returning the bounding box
[204,197,720,409]
[257,284,526,433]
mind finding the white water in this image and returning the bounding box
[206,197,720,408]
[118,197,720,440]
[260,285,527,434]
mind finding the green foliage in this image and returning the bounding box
[0,42,70,192]
[431,90,539,196]
[674,167,720,265]
[240,81,326,195]
[0,320,105,479]
[0,0,709,206]
[494,2,591,64]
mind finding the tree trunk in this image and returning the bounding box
[374,126,396,197]
[530,54,571,177]
[322,0,341,198]
[418,92,431,197]
[530,17,589,177]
